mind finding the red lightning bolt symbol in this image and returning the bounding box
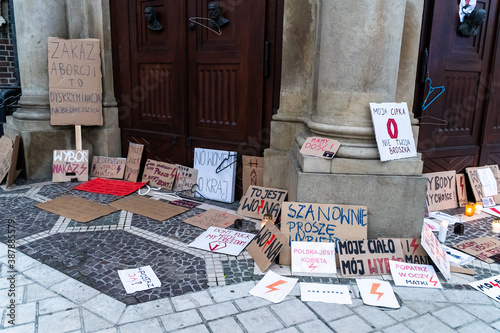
[370,283,384,301]
[409,239,419,254]
[261,235,276,252]
[429,276,438,287]
[257,200,265,214]
[265,280,287,293]
[460,177,464,194]
[170,168,177,179]
[309,263,318,271]
[117,165,121,174]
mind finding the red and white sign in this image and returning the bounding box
[291,241,336,276]
[389,261,442,289]
[370,102,417,162]
[249,270,298,303]
[52,150,89,182]
[421,222,451,281]
[300,137,341,159]
[188,226,255,256]
[356,278,400,309]
[117,266,161,294]
[470,274,500,303]
[456,173,468,207]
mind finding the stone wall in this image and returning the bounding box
[0,0,18,87]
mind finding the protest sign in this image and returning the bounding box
[483,206,500,218]
[300,137,341,159]
[456,173,468,207]
[36,196,118,223]
[124,143,144,182]
[0,136,13,183]
[110,195,188,221]
[173,164,198,195]
[188,226,255,256]
[357,279,400,309]
[90,156,126,179]
[246,222,287,273]
[300,282,352,304]
[249,270,298,303]
[73,178,146,196]
[194,148,237,203]
[184,209,240,230]
[291,241,336,276]
[242,155,264,195]
[48,37,102,125]
[442,244,475,266]
[279,202,368,265]
[237,186,288,220]
[170,199,200,209]
[453,236,500,264]
[466,165,500,202]
[470,275,500,303]
[141,159,177,190]
[389,261,442,289]
[397,238,431,265]
[424,171,458,211]
[52,150,89,182]
[421,223,451,280]
[337,239,404,277]
[117,266,161,294]
[370,102,417,161]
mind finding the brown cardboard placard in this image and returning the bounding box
[48,37,102,126]
[279,202,368,265]
[141,159,177,190]
[110,195,188,221]
[456,173,468,207]
[242,156,264,195]
[453,236,500,264]
[173,164,198,195]
[90,156,126,179]
[6,135,21,188]
[299,137,341,159]
[124,143,144,182]
[424,170,458,211]
[183,209,240,230]
[237,186,288,220]
[337,239,404,277]
[0,136,14,184]
[398,238,431,265]
[246,222,286,273]
[52,150,89,182]
[35,195,118,223]
[466,165,500,202]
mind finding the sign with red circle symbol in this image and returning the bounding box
[386,119,398,139]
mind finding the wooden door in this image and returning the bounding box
[415,0,500,173]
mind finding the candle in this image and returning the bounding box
[493,220,500,234]
[260,214,274,229]
[475,202,483,215]
[438,220,449,243]
[465,202,475,217]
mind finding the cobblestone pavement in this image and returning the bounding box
[2,180,500,332]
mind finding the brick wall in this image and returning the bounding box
[0,1,18,88]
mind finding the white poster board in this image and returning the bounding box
[188,226,255,256]
[117,266,161,294]
[300,283,352,304]
[194,148,237,203]
[291,241,336,276]
[370,102,417,161]
[477,168,498,197]
[249,270,298,303]
[357,279,400,309]
[389,261,442,289]
[470,275,500,303]
[421,222,451,281]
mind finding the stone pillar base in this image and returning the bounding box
[287,153,427,238]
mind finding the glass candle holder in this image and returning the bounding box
[493,220,500,234]
[260,214,274,229]
[465,202,475,217]
[475,202,483,215]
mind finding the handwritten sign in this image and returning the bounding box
[237,186,287,220]
[466,165,500,202]
[246,222,286,273]
[337,239,404,277]
[291,241,336,276]
[470,275,500,303]
[421,223,451,280]
[279,202,368,265]
[48,37,102,125]
[141,159,177,190]
[456,173,468,207]
[249,270,298,303]
[184,209,240,230]
[242,155,264,195]
[300,137,341,159]
[370,102,417,161]
[300,283,352,304]
[194,148,237,203]
[90,156,126,179]
[398,238,431,265]
[0,136,13,183]
[173,164,198,195]
[453,236,500,264]
[424,170,458,211]
[117,266,161,294]
[52,150,89,182]
[124,143,143,182]
[170,200,200,209]
[389,261,442,288]
[357,279,400,309]
[188,227,255,256]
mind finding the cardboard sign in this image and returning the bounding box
[424,171,458,211]
[124,143,144,182]
[456,173,468,207]
[237,186,288,220]
[0,136,13,183]
[279,202,368,265]
[249,270,298,304]
[48,37,102,126]
[188,226,255,256]
[110,195,188,221]
[183,209,240,230]
[141,159,177,190]
[421,223,451,280]
[90,156,126,179]
[300,137,341,159]
[117,266,161,294]
[242,155,264,195]
[470,275,500,303]
[357,279,400,309]
[300,282,352,304]
[173,164,198,195]
[337,239,404,277]
[35,196,118,223]
[453,236,500,264]
[466,165,500,202]
[73,178,146,196]
[52,150,89,182]
[194,148,237,203]
[5,135,21,188]
[246,222,287,273]
[398,238,431,265]
[370,102,417,161]
[389,261,442,289]
[170,199,200,209]
[442,245,475,266]
[291,241,336,276]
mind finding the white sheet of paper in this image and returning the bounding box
[117,266,161,294]
[300,282,352,304]
[477,168,498,197]
[357,279,400,309]
[470,275,500,303]
[442,245,475,266]
[389,261,442,289]
[188,226,255,256]
[249,270,298,303]
[291,241,337,276]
